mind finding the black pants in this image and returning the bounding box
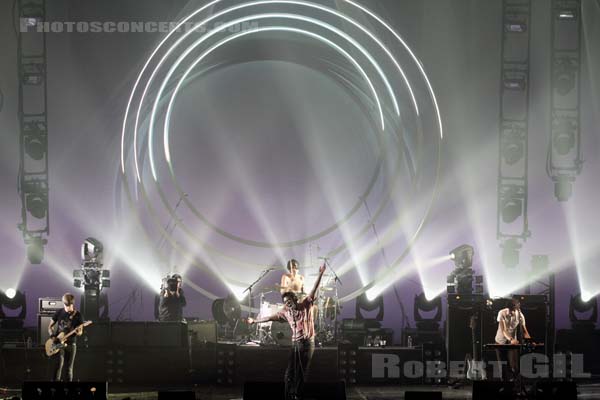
[495,348,519,381]
[285,339,315,400]
[54,344,77,382]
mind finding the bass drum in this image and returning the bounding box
[258,301,284,325]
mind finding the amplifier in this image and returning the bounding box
[38,297,62,314]
[188,320,217,344]
[38,314,54,345]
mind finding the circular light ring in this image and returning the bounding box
[123,59,392,276]
[126,16,436,296]
[129,57,409,289]
[121,0,429,175]
[125,4,404,249]
[156,24,390,248]
[127,0,420,189]
[141,15,417,249]
[132,2,387,183]
[120,0,443,303]
[129,62,413,286]
[139,61,394,286]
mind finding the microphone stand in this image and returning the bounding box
[319,257,342,287]
[319,257,342,343]
[243,268,274,315]
[243,268,274,342]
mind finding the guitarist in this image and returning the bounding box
[47,293,85,382]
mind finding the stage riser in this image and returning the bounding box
[1,346,422,386]
[234,347,338,383]
[3,344,592,386]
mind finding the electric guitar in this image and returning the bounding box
[466,314,486,380]
[45,321,92,357]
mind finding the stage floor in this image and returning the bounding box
[5,383,600,399]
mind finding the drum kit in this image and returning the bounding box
[249,268,341,346]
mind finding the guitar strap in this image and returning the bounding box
[516,310,523,342]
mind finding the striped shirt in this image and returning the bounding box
[277,296,315,342]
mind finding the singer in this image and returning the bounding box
[248,263,326,400]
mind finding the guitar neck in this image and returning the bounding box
[60,322,91,341]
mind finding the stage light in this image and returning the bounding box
[22,179,48,219]
[504,21,527,33]
[0,289,27,327]
[21,3,44,21]
[5,288,16,299]
[569,293,597,328]
[501,238,521,268]
[212,296,241,325]
[557,9,577,20]
[356,292,384,321]
[414,292,442,331]
[503,73,527,91]
[74,238,109,320]
[24,17,39,27]
[500,184,525,224]
[474,275,484,294]
[26,236,45,264]
[82,237,103,263]
[23,120,47,160]
[21,63,45,86]
[502,198,522,224]
[553,174,574,202]
[553,117,576,155]
[553,57,577,96]
[502,134,524,165]
[449,244,473,269]
[448,245,475,294]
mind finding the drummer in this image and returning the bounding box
[280,259,305,297]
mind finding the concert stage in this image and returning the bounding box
[3,0,600,399]
[2,336,600,399]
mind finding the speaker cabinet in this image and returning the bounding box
[446,297,485,365]
[188,320,217,344]
[110,322,145,347]
[146,321,186,347]
[37,314,54,345]
[38,297,63,313]
[82,321,110,347]
[22,381,108,400]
